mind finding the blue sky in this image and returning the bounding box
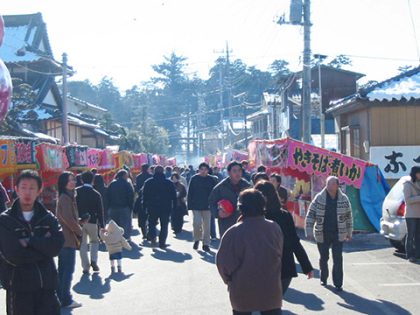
[2,0,420,91]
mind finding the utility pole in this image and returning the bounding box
[62,53,69,145]
[226,42,234,146]
[219,63,224,151]
[314,53,327,148]
[302,0,312,144]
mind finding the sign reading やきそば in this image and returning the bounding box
[287,141,366,188]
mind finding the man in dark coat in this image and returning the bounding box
[209,161,252,238]
[107,169,134,240]
[142,165,177,249]
[0,170,64,314]
[188,162,217,252]
[76,171,105,274]
[135,163,152,193]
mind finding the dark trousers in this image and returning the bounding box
[210,213,216,238]
[317,231,344,288]
[110,207,132,240]
[406,218,420,259]
[149,211,170,246]
[58,247,76,307]
[6,289,61,315]
[138,212,149,239]
[171,206,185,232]
[233,308,282,315]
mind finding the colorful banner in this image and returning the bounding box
[87,149,100,169]
[114,151,134,169]
[232,149,248,163]
[35,143,69,172]
[250,141,288,168]
[99,149,114,170]
[166,157,177,166]
[14,139,36,169]
[152,154,161,165]
[132,154,143,170]
[287,140,366,188]
[0,139,16,173]
[65,146,88,169]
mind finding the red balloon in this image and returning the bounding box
[0,15,4,48]
[0,58,12,123]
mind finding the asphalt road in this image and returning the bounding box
[0,216,419,314]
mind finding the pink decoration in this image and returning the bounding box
[0,59,12,123]
[0,15,4,47]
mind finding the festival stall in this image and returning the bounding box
[249,137,388,232]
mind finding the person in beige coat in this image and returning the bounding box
[100,220,132,273]
[56,171,84,309]
[216,189,284,315]
[403,165,420,262]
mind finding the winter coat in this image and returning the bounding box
[265,208,313,279]
[93,184,109,216]
[305,188,353,243]
[57,192,83,249]
[187,174,217,210]
[403,180,420,218]
[142,172,177,215]
[135,172,152,193]
[0,199,64,292]
[208,177,252,237]
[100,220,132,254]
[107,178,134,210]
[175,181,187,207]
[216,216,283,313]
[76,184,105,228]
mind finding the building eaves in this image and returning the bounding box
[328,65,420,114]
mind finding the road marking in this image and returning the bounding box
[378,283,420,287]
[350,262,407,266]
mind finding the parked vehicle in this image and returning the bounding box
[380,176,409,251]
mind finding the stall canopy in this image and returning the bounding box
[249,138,367,188]
[249,138,387,231]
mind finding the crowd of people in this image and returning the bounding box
[0,159,356,314]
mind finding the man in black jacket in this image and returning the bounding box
[188,162,217,252]
[135,163,152,193]
[107,169,134,240]
[142,165,177,249]
[76,171,105,274]
[209,161,252,238]
[0,170,64,314]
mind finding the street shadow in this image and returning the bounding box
[326,286,411,314]
[122,242,143,260]
[198,249,216,264]
[151,247,193,263]
[106,271,134,282]
[283,287,325,311]
[173,230,194,242]
[72,273,111,299]
[131,228,140,237]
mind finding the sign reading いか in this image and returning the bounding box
[287,141,366,188]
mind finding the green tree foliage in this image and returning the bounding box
[64,53,290,156]
[66,80,98,104]
[328,55,352,69]
[358,80,379,92]
[269,59,291,78]
[398,65,413,74]
[0,78,38,133]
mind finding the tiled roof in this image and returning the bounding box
[327,65,420,113]
[0,13,56,63]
